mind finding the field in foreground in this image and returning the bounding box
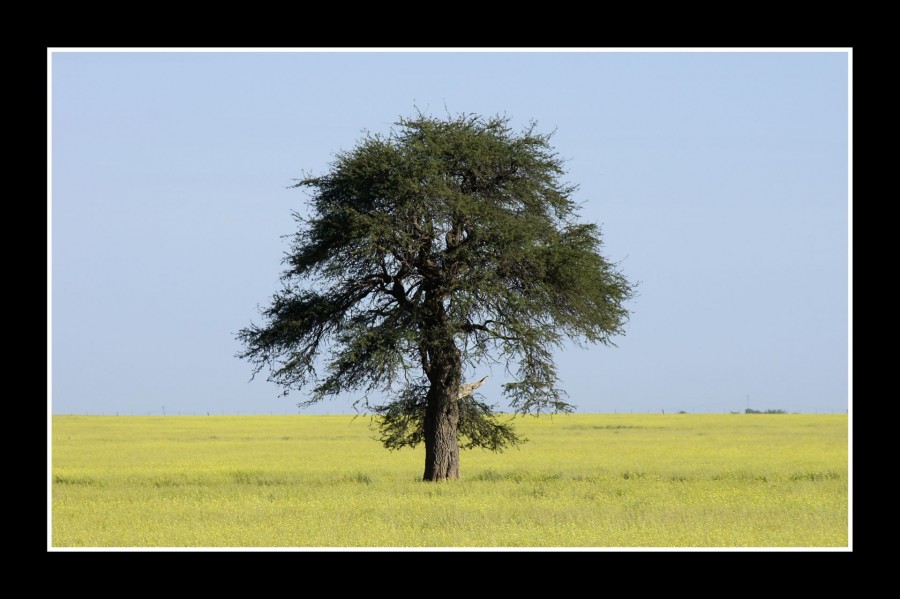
[51,413,848,548]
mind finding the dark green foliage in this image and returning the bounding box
[237,111,634,453]
[745,408,788,414]
[371,382,523,451]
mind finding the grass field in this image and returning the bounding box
[50,413,849,548]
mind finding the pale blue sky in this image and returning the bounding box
[50,49,850,415]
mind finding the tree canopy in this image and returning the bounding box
[237,112,634,480]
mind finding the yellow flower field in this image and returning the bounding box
[50,413,848,548]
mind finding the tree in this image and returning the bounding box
[237,112,634,481]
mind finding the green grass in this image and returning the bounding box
[50,413,848,548]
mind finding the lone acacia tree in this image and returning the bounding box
[237,112,634,481]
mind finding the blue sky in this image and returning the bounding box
[50,49,850,415]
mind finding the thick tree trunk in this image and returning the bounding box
[422,330,462,481]
[423,381,460,481]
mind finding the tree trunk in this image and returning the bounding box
[422,335,462,481]
[423,379,460,481]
